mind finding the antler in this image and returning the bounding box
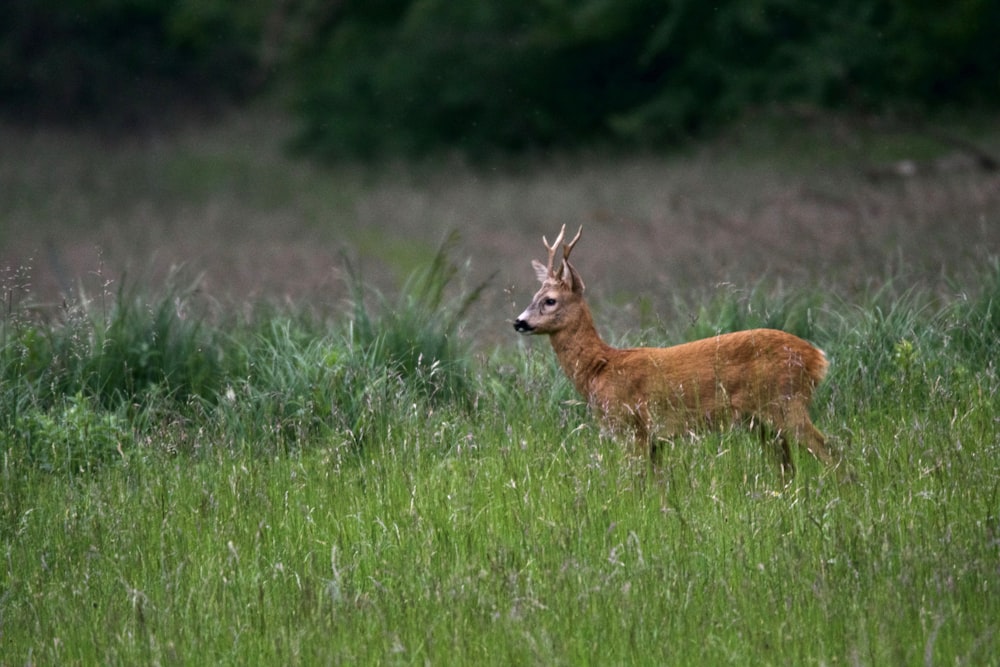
[542,225,567,276]
[563,226,582,262]
[541,225,584,278]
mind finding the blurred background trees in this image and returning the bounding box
[2,0,998,156]
[0,0,271,126]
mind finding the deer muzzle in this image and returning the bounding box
[513,318,535,334]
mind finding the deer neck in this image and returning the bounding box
[548,304,614,396]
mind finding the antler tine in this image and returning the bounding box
[542,224,567,275]
[563,226,583,261]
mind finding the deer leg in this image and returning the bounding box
[630,418,655,460]
[796,421,835,465]
[757,421,795,478]
[776,432,795,479]
[614,403,657,461]
[785,404,836,466]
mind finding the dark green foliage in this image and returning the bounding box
[2,1,997,151]
[291,0,1000,157]
[883,0,1000,104]
[289,2,663,157]
[0,0,270,125]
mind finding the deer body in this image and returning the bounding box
[514,226,836,475]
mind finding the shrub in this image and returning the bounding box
[5,393,132,474]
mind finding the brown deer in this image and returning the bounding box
[513,225,838,477]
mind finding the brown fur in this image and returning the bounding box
[514,226,837,476]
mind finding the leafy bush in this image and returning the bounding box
[6,393,132,474]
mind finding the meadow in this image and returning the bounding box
[2,111,999,664]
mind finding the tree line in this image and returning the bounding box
[2,0,998,157]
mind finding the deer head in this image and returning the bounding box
[513,225,586,335]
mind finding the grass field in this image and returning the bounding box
[2,110,999,664]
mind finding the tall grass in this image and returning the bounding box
[345,231,490,404]
[2,255,998,664]
[1,269,221,409]
[1,236,489,468]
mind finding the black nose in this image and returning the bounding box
[513,319,533,333]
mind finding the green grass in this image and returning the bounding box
[2,253,999,665]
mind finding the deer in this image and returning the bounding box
[512,225,839,478]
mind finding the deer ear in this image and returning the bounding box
[532,260,549,283]
[565,261,585,293]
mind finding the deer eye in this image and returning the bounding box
[544,298,557,307]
